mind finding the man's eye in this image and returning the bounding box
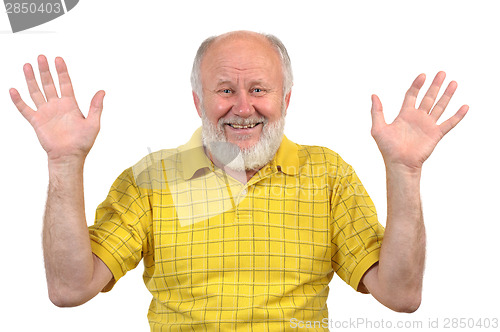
[221,89,232,94]
[253,88,264,93]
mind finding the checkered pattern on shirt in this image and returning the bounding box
[89,141,384,331]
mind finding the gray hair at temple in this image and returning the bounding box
[190,32,294,103]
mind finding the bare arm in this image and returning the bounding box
[43,158,112,307]
[10,55,111,307]
[360,166,425,312]
[360,72,468,312]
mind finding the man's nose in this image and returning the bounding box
[233,91,254,117]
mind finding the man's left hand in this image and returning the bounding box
[370,71,468,172]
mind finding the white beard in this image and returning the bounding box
[201,110,285,172]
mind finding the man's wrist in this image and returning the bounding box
[384,162,423,179]
[48,155,86,176]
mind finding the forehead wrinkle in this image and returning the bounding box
[213,66,272,85]
[210,52,273,70]
[214,63,269,73]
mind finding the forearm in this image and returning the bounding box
[376,165,426,309]
[43,158,95,305]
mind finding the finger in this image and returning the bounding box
[430,81,458,121]
[23,63,46,107]
[402,73,426,109]
[55,57,76,98]
[370,94,386,136]
[439,104,469,136]
[87,90,105,126]
[418,71,446,113]
[9,88,35,123]
[37,55,59,100]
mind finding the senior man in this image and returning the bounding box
[10,31,468,330]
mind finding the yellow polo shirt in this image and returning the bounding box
[89,128,384,331]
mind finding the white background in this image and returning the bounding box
[1,1,499,331]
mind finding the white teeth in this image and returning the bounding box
[229,123,258,129]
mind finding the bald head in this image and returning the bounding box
[190,31,293,102]
[211,30,271,46]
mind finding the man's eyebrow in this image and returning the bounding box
[216,79,233,86]
[215,79,269,86]
[249,79,267,85]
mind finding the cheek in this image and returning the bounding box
[203,98,232,121]
[255,98,283,121]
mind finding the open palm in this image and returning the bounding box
[10,55,105,162]
[370,72,469,171]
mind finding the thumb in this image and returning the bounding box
[88,90,105,125]
[370,94,385,135]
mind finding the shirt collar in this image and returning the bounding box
[272,134,300,176]
[179,128,212,180]
[180,127,301,180]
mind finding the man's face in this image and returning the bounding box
[195,33,290,152]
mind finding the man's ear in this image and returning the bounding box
[192,91,202,117]
[283,90,292,116]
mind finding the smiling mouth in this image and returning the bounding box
[226,123,262,129]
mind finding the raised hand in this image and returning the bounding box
[10,55,105,163]
[370,71,468,172]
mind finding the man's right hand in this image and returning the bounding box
[10,55,104,164]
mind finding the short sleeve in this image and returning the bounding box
[330,161,384,292]
[89,168,152,291]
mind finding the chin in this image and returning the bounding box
[233,140,259,151]
[227,136,259,150]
